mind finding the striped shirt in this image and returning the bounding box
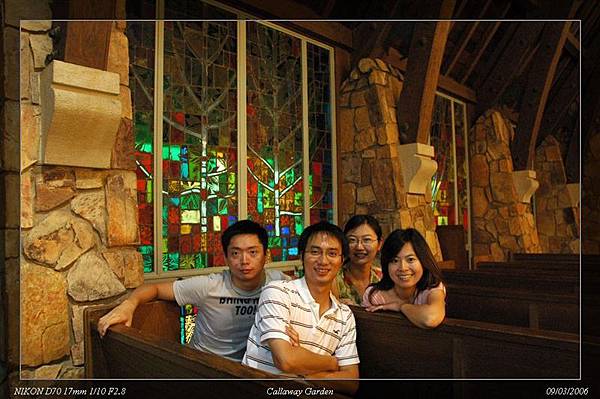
[242,277,360,375]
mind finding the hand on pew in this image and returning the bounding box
[98,299,136,337]
[365,301,406,313]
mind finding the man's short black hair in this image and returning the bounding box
[298,221,349,259]
[221,220,269,255]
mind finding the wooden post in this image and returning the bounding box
[396,21,451,144]
[64,21,113,71]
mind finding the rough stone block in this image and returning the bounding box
[356,185,376,204]
[353,106,371,132]
[67,251,126,301]
[34,167,76,211]
[23,209,96,270]
[20,20,53,32]
[105,173,140,246]
[20,31,32,99]
[21,102,40,170]
[29,33,52,69]
[103,248,144,288]
[111,118,136,170]
[338,107,355,152]
[21,261,70,366]
[71,191,107,244]
[107,29,129,85]
[74,168,106,189]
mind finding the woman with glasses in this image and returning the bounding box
[362,228,446,329]
[332,215,383,305]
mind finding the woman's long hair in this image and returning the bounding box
[368,228,444,303]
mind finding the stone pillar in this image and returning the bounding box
[2,1,55,390]
[337,58,442,260]
[469,109,542,263]
[18,18,142,380]
[534,135,579,253]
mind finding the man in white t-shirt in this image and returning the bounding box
[98,220,288,361]
[242,221,360,394]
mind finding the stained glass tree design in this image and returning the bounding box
[162,20,238,270]
[131,20,238,271]
[246,23,304,261]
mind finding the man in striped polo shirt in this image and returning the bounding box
[242,221,359,394]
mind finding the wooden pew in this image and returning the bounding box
[84,301,352,399]
[444,284,581,333]
[476,260,579,272]
[86,300,587,382]
[442,269,579,294]
[350,305,582,379]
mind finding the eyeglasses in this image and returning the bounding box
[306,249,341,260]
[347,236,377,247]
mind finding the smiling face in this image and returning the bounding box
[302,232,344,288]
[388,242,424,291]
[346,223,382,268]
[225,234,266,289]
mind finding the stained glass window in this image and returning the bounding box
[246,23,304,262]
[129,21,156,273]
[429,94,469,236]
[127,16,335,276]
[307,43,334,224]
[162,20,238,271]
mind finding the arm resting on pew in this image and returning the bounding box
[305,365,359,395]
[366,289,446,328]
[98,282,176,337]
[267,338,339,376]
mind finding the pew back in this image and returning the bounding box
[84,302,352,399]
[445,284,580,333]
[350,306,580,379]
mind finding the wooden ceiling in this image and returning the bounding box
[285,0,593,181]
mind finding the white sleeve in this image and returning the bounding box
[256,282,291,344]
[334,310,360,367]
[172,275,211,306]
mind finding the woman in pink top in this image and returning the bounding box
[362,228,446,328]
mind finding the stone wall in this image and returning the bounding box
[469,110,541,262]
[18,19,141,379]
[582,129,600,254]
[534,135,579,253]
[337,58,442,260]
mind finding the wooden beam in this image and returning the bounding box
[396,21,451,144]
[384,47,477,103]
[64,21,113,70]
[475,22,545,118]
[511,21,571,171]
[538,64,578,144]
